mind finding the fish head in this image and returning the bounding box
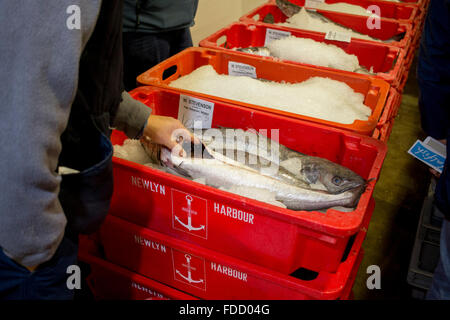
[276,0,301,17]
[159,140,214,178]
[300,157,366,194]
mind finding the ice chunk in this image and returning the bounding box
[276,8,381,42]
[113,139,153,165]
[169,65,371,124]
[266,36,360,72]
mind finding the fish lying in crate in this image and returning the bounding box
[114,127,366,212]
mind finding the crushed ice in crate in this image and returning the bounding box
[169,65,371,124]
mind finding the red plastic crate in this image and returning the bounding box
[398,63,412,92]
[239,3,413,49]
[371,88,399,143]
[372,119,395,143]
[137,47,391,136]
[199,22,406,89]
[377,87,400,125]
[108,86,387,274]
[99,203,372,300]
[78,251,198,300]
[371,0,427,11]
[267,0,418,24]
[339,249,364,300]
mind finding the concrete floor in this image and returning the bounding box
[352,55,432,300]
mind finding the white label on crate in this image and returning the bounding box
[178,94,214,129]
[210,262,248,282]
[131,282,167,299]
[228,61,257,78]
[264,28,291,46]
[213,202,255,225]
[134,235,167,253]
[172,189,208,239]
[172,249,207,291]
[131,176,166,195]
[305,0,325,9]
[325,30,352,43]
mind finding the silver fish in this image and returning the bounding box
[160,147,363,211]
[276,0,301,18]
[142,128,366,211]
[191,128,366,195]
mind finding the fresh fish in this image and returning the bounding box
[141,127,366,211]
[191,128,366,194]
[159,146,363,211]
[236,46,272,57]
[276,0,301,18]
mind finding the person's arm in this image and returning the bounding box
[114,91,198,151]
[0,1,102,269]
[113,91,152,139]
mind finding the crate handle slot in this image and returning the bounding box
[216,35,227,48]
[162,65,178,81]
[251,13,260,22]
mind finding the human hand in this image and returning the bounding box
[142,115,199,156]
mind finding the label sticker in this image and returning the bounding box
[264,28,291,46]
[325,30,352,43]
[172,189,208,239]
[172,249,206,291]
[178,94,214,129]
[408,137,446,173]
[228,61,257,78]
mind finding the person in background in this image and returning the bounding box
[417,0,450,300]
[122,0,199,91]
[0,1,193,300]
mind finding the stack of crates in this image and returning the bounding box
[407,177,445,299]
[79,0,430,300]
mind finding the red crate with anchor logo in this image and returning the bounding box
[98,201,372,300]
[107,86,386,274]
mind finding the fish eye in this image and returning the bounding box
[332,176,343,186]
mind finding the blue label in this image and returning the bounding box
[408,140,446,173]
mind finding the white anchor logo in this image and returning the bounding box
[175,254,204,284]
[174,195,205,232]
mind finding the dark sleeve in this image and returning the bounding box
[112,91,152,139]
[417,0,450,140]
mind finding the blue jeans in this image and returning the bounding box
[427,219,450,300]
[0,237,78,300]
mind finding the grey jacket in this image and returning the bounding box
[0,1,150,268]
